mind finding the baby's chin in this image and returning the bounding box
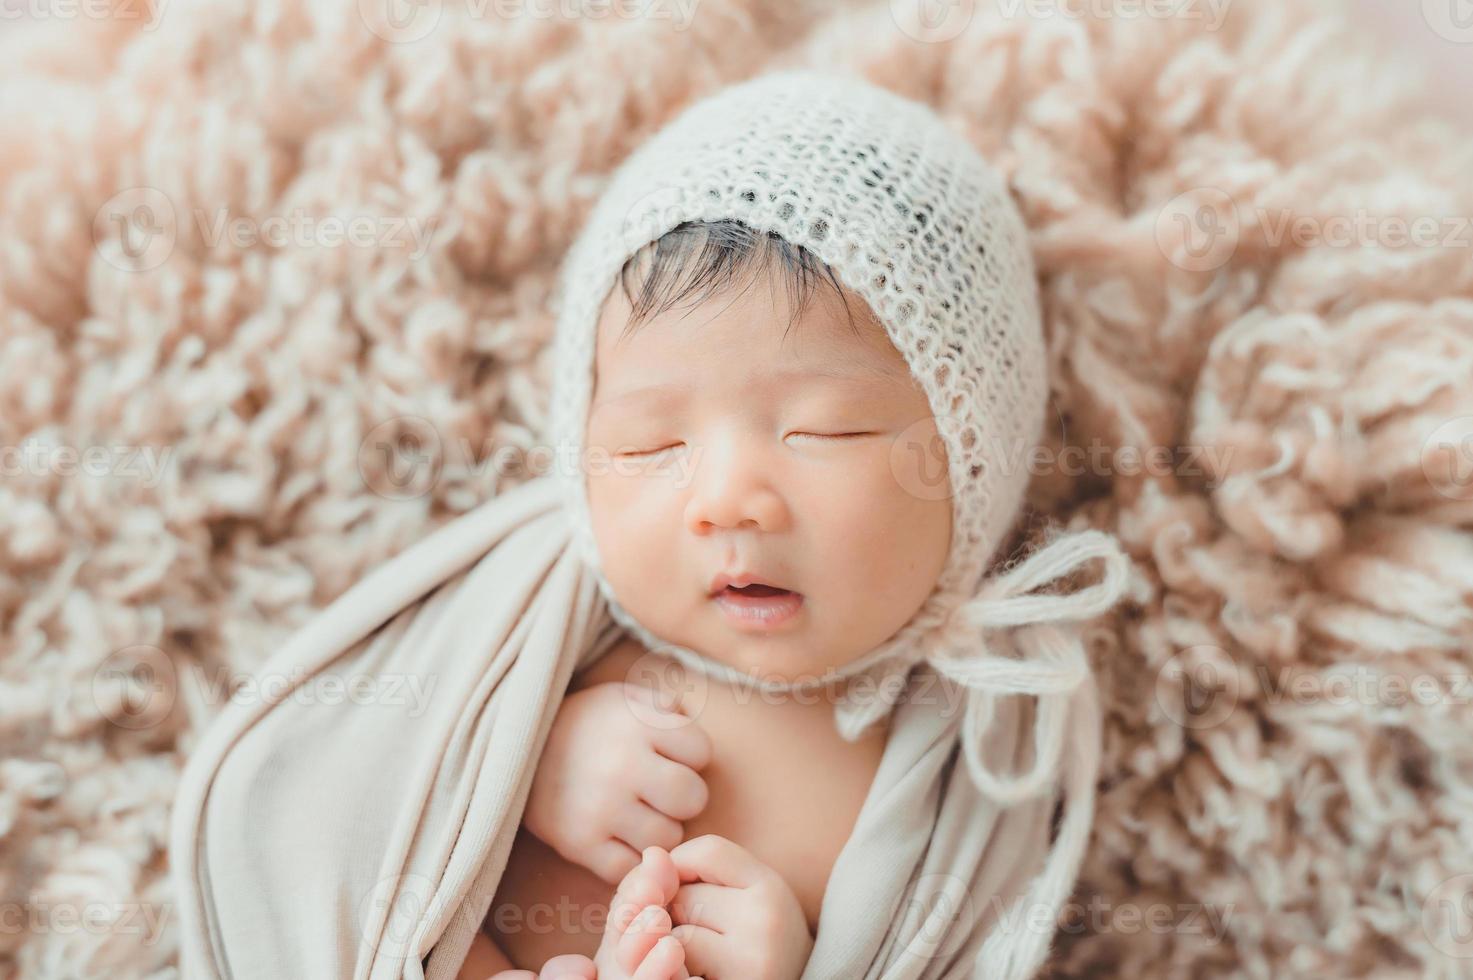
[672,625,882,692]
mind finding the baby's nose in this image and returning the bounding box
[683,449,788,534]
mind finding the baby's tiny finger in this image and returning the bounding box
[639,756,709,822]
[620,680,687,718]
[617,905,672,974]
[610,852,668,934]
[537,953,597,980]
[612,802,683,854]
[632,935,685,980]
[589,838,641,886]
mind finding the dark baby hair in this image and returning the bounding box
[614,218,864,342]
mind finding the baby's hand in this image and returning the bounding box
[667,835,813,980]
[596,846,697,980]
[524,681,713,884]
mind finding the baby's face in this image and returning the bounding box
[584,271,952,685]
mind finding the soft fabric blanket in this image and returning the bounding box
[3,0,1472,977]
[167,476,1066,979]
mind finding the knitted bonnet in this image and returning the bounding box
[548,68,1130,777]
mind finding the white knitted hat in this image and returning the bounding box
[549,68,1129,742]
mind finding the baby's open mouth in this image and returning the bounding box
[721,583,791,597]
[708,577,805,629]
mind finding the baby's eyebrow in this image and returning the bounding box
[591,365,906,415]
[590,380,690,415]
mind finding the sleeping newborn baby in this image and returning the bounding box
[164,70,1133,980]
[452,69,1133,980]
[458,217,952,980]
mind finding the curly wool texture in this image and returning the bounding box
[1,0,1471,978]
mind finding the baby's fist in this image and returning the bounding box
[524,681,713,884]
[668,835,813,980]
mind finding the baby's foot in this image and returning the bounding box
[595,846,690,980]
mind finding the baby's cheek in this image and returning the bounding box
[818,455,949,589]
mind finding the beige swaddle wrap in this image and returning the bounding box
[168,70,1134,980]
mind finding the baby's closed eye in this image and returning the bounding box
[785,430,879,441]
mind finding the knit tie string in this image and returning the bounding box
[920,528,1132,805]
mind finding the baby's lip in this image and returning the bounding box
[707,571,798,598]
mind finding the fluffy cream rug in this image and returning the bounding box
[3,0,1471,976]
